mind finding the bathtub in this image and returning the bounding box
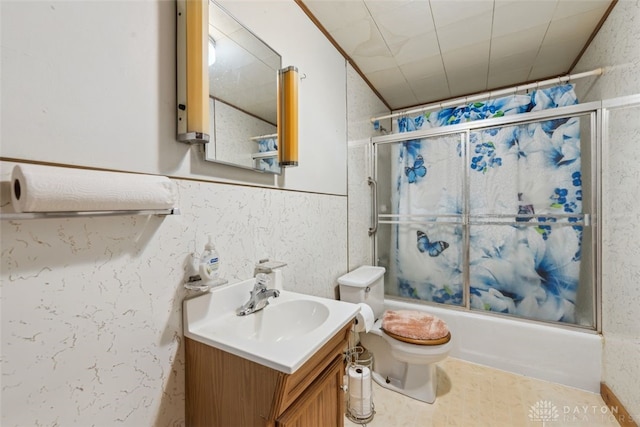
[384,298,602,393]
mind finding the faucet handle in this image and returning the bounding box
[254,259,287,274]
[254,273,270,290]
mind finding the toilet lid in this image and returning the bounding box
[381,310,451,346]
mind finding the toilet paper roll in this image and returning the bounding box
[348,365,372,399]
[11,164,177,213]
[348,365,373,418]
[354,303,374,333]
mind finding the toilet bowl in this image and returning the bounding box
[338,266,452,403]
[360,318,452,403]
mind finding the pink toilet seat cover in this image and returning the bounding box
[382,310,450,341]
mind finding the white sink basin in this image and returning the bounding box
[183,278,359,373]
[234,300,330,343]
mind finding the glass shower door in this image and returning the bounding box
[375,132,467,307]
[373,110,597,328]
[467,114,595,327]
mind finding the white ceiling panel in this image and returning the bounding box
[486,66,532,88]
[372,1,435,40]
[375,79,418,108]
[489,24,548,59]
[351,52,398,75]
[492,0,558,38]
[330,17,382,57]
[553,0,611,20]
[528,62,572,81]
[447,67,490,98]
[437,11,494,53]
[350,21,391,58]
[410,74,451,103]
[301,0,369,32]
[393,32,441,66]
[367,66,407,88]
[545,7,609,41]
[430,0,494,28]
[300,0,617,109]
[535,34,589,66]
[490,49,539,70]
[442,41,491,71]
[400,56,446,81]
[365,0,414,17]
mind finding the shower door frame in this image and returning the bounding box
[371,100,603,332]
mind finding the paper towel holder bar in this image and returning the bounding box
[0,208,180,221]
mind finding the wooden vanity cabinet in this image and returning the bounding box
[185,323,351,427]
[275,355,343,427]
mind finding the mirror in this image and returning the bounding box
[204,1,282,174]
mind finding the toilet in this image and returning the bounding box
[338,266,452,403]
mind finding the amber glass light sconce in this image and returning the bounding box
[176,0,210,144]
[277,66,299,167]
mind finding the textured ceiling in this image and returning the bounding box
[299,0,615,110]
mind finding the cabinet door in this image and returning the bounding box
[276,356,344,427]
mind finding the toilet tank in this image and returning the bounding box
[337,266,386,319]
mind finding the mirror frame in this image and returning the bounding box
[177,0,298,173]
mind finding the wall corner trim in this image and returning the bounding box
[600,382,638,427]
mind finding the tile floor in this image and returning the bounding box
[344,357,619,427]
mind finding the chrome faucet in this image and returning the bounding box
[236,273,280,316]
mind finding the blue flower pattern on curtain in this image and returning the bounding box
[393,84,583,323]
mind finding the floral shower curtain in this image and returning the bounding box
[391,84,584,323]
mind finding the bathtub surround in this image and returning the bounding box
[573,0,640,421]
[346,65,391,270]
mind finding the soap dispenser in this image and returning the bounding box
[184,252,205,290]
[199,236,220,282]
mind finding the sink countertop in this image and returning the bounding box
[183,278,360,374]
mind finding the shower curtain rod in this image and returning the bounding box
[370,67,604,123]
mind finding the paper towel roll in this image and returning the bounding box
[11,164,177,213]
[354,303,374,333]
[348,365,373,418]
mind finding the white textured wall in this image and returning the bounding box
[0,160,347,425]
[573,0,640,419]
[600,105,640,420]
[346,65,390,270]
[0,0,366,425]
[0,0,347,195]
[573,0,640,102]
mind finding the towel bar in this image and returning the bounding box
[0,208,180,220]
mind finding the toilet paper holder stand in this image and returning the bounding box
[345,343,375,424]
